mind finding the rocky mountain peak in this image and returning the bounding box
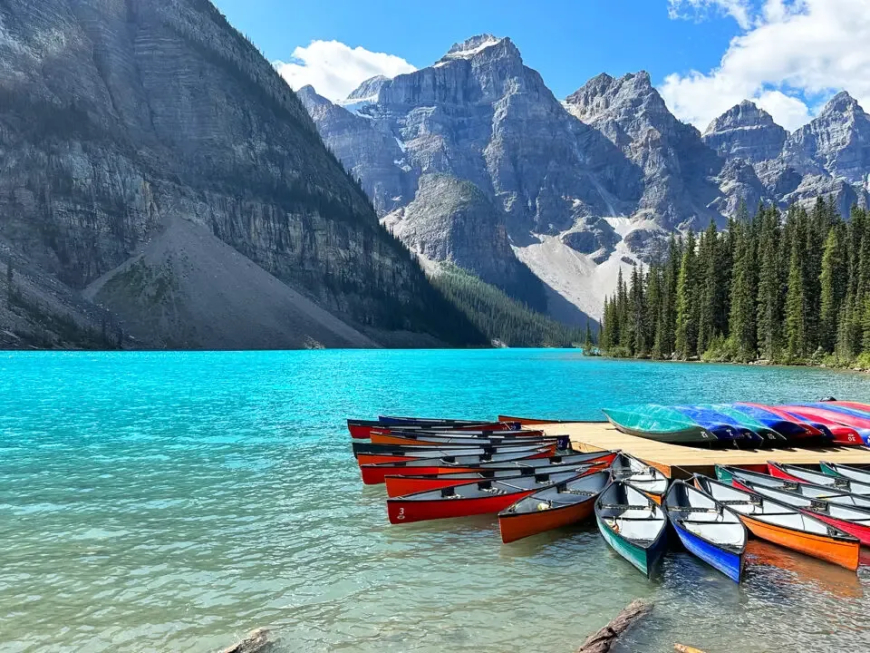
[704,100,778,134]
[783,90,870,184]
[564,70,666,127]
[820,91,862,117]
[346,75,389,101]
[702,100,787,165]
[435,34,519,66]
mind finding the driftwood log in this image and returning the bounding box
[221,628,274,653]
[576,599,652,653]
[674,645,707,653]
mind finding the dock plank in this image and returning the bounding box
[537,422,870,478]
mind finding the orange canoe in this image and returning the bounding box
[694,475,859,571]
[498,471,608,543]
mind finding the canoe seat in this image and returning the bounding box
[669,506,720,514]
[599,503,653,510]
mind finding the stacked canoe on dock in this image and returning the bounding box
[347,413,870,582]
[602,401,870,446]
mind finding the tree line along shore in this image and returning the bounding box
[600,199,870,370]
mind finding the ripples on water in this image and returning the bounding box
[1,350,870,652]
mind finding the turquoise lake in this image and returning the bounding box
[3,349,870,652]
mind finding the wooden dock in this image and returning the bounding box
[538,421,870,479]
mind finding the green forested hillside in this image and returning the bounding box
[432,266,593,348]
[600,199,870,367]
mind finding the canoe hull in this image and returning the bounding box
[499,499,595,544]
[738,513,859,571]
[385,461,608,498]
[671,520,743,582]
[596,515,665,577]
[388,490,537,524]
[363,464,479,485]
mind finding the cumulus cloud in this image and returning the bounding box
[661,0,870,132]
[274,40,416,101]
[667,0,754,30]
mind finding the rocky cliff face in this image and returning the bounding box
[0,0,483,348]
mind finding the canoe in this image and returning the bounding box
[379,416,520,430]
[351,439,560,458]
[709,405,788,444]
[609,453,669,502]
[595,481,668,577]
[730,403,825,441]
[360,450,550,485]
[499,471,609,543]
[386,470,585,524]
[601,405,735,444]
[664,480,747,582]
[369,431,565,449]
[672,405,771,446]
[827,401,870,415]
[497,415,572,425]
[384,451,617,497]
[347,419,518,439]
[767,462,870,496]
[733,479,870,546]
[820,461,870,486]
[776,406,868,445]
[356,442,555,466]
[693,475,860,571]
[722,466,870,509]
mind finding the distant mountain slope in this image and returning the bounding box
[300,33,870,321]
[0,0,485,349]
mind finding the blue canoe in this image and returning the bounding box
[729,403,821,441]
[665,480,747,582]
[672,406,763,445]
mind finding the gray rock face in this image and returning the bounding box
[0,0,480,348]
[561,218,620,263]
[565,71,766,232]
[703,101,788,164]
[383,174,546,309]
[783,92,870,185]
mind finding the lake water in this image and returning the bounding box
[2,350,870,652]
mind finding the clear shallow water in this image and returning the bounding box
[2,350,870,653]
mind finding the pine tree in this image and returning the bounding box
[675,229,698,359]
[631,265,647,357]
[728,220,757,361]
[819,223,847,353]
[785,209,809,359]
[584,320,594,352]
[756,207,782,360]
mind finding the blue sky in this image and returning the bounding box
[212,0,737,98]
[211,0,870,132]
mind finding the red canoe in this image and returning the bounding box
[387,470,586,524]
[384,451,615,498]
[347,419,518,439]
[360,449,550,485]
[739,403,827,440]
[356,442,555,467]
[733,478,870,545]
[767,462,870,496]
[776,406,867,445]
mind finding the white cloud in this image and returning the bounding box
[274,40,416,102]
[667,0,754,30]
[661,0,870,132]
